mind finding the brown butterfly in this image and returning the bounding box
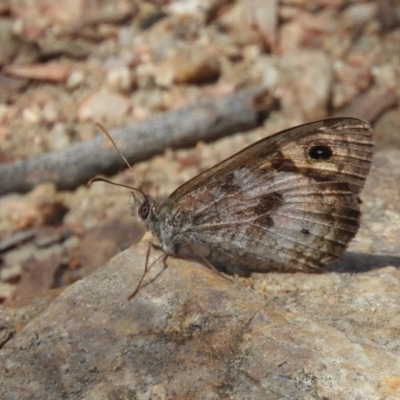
[92,118,373,297]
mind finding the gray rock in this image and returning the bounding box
[1,149,399,400]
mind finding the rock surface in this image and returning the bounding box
[0,149,400,399]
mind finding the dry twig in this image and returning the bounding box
[0,88,273,195]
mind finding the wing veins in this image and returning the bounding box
[246,222,341,259]
[187,208,357,235]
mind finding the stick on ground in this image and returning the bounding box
[0,88,273,195]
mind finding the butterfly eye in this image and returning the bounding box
[138,202,150,220]
[308,145,333,160]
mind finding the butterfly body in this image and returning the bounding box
[133,118,373,275]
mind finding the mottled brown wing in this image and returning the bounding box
[170,118,373,273]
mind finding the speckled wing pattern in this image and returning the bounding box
[168,118,373,274]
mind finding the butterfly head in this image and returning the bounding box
[130,190,156,221]
[130,189,166,239]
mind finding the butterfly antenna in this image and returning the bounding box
[95,122,143,190]
[87,177,147,200]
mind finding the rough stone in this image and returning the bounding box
[0,149,400,399]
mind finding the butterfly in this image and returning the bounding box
[91,118,373,297]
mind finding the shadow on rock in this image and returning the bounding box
[325,251,400,273]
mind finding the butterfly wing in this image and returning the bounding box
[168,118,373,273]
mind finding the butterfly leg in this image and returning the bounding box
[195,251,232,283]
[135,254,170,294]
[128,243,169,300]
[128,241,153,300]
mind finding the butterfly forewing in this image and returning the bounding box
[167,118,373,274]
